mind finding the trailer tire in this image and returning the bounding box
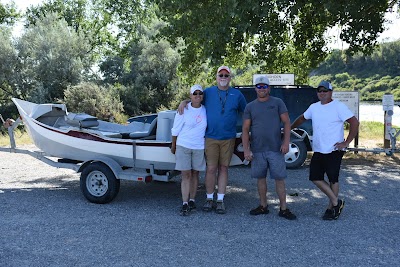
[285,140,307,169]
[80,162,120,204]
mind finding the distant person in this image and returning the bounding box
[2,118,15,128]
[171,84,207,216]
[242,75,297,220]
[178,66,247,214]
[291,81,359,220]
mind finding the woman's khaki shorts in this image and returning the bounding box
[205,138,236,167]
[175,145,206,171]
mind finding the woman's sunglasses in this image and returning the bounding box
[192,91,204,96]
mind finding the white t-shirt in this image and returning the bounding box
[171,103,207,149]
[304,99,354,153]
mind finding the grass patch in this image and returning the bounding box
[0,129,32,146]
[358,121,385,140]
[347,121,392,148]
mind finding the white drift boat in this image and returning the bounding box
[11,98,179,170]
[12,98,244,169]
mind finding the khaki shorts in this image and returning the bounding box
[175,145,206,171]
[205,138,236,167]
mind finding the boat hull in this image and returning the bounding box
[11,98,243,171]
[12,98,177,169]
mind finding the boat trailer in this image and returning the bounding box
[0,115,180,204]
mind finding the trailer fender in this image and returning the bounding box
[78,156,122,178]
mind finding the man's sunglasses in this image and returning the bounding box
[192,91,204,96]
[218,74,230,78]
[256,84,269,89]
[317,89,330,93]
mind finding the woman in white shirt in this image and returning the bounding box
[171,84,207,216]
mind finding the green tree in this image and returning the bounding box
[0,1,19,25]
[156,0,396,81]
[0,27,20,104]
[17,13,92,102]
[100,19,181,115]
[122,37,181,115]
[99,56,125,84]
[25,0,156,58]
[26,0,114,58]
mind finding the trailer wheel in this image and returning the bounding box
[285,140,307,169]
[80,162,120,204]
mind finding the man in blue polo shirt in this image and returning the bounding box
[179,66,246,214]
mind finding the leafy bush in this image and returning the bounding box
[334,72,350,83]
[64,82,125,122]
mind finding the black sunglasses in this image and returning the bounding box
[192,91,204,96]
[317,89,330,93]
[218,74,230,78]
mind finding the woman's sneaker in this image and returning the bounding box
[180,204,190,216]
[250,205,269,215]
[278,208,297,220]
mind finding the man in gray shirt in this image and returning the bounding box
[242,75,296,220]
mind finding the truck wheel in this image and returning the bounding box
[80,162,120,204]
[285,140,307,169]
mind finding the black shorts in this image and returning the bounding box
[309,151,345,184]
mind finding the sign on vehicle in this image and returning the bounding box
[253,74,295,85]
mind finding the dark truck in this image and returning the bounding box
[235,85,319,169]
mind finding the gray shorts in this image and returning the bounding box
[175,145,206,171]
[251,151,287,180]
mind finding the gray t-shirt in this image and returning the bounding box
[243,96,288,152]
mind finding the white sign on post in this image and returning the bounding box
[382,94,394,111]
[382,94,394,140]
[253,74,295,85]
[332,91,359,119]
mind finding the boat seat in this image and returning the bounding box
[128,117,157,138]
[66,113,99,128]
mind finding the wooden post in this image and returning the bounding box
[384,111,391,148]
[354,132,359,154]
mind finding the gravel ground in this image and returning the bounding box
[0,147,399,267]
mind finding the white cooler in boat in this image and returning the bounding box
[156,110,176,141]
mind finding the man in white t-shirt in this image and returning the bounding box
[291,81,359,220]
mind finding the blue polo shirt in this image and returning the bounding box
[203,86,247,140]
